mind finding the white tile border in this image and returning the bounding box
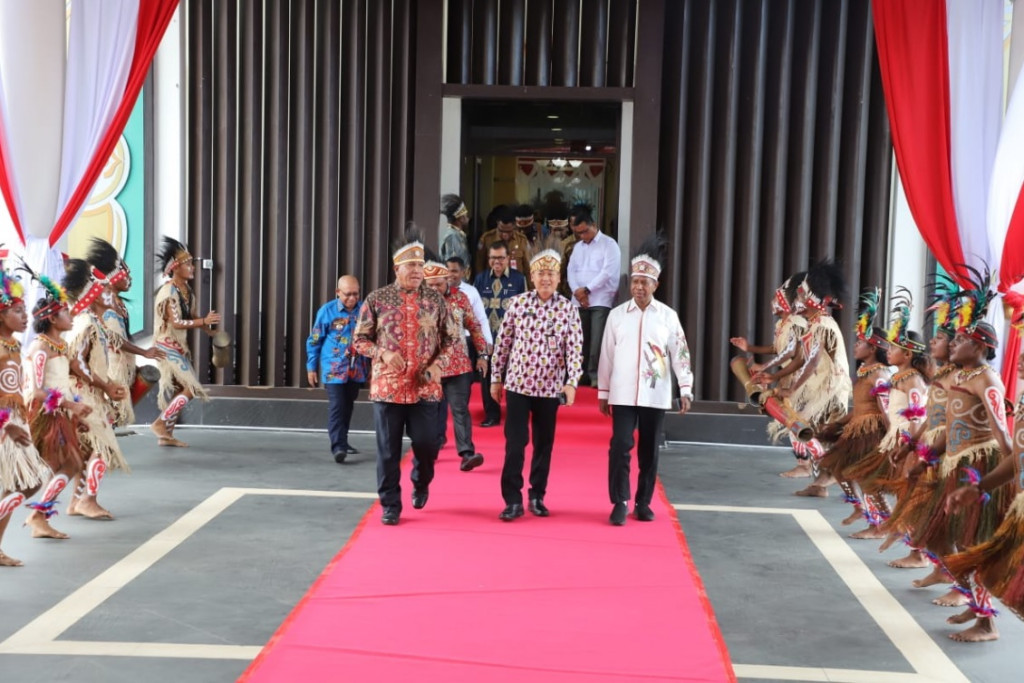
[675,503,970,683]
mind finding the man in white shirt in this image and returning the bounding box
[566,204,621,386]
[597,236,693,526]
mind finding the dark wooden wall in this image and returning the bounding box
[183,0,891,400]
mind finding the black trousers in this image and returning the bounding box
[501,391,560,505]
[439,372,475,457]
[608,405,666,506]
[374,401,440,511]
[579,306,610,381]
[326,382,361,453]
[480,361,502,422]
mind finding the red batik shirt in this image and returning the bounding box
[353,282,452,403]
[439,287,489,378]
[491,290,584,398]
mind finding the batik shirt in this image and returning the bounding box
[473,268,527,339]
[439,288,489,379]
[353,282,452,404]
[597,298,693,410]
[491,290,583,398]
[306,299,369,385]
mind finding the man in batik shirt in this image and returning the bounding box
[354,238,453,526]
[490,248,583,521]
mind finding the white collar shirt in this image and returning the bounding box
[566,230,621,308]
[459,281,493,345]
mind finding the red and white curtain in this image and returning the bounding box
[874,0,1024,400]
[0,0,178,283]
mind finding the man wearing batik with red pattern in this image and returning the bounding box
[354,235,453,526]
[491,247,583,521]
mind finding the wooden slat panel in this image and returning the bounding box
[524,0,552,86]
[499,0,525,85]
[236,0,264,385]
[366,0,393,279]
[579,0,608,87]
[412,0,445,243]
[340,0,366,277]
[286,0,315,385]
[446,0,472,84]
[388,0,414,288]
[551,0,580,86]
[607,0,636,87]
[261,0,290,386]
[472,0,498,85]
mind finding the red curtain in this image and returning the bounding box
[48,0,179,247]
[0,116,25,245]
[872,0,968,284]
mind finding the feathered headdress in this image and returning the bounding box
[18,259,68,321]
[801,260,846,312]
[87,237,130,286]
[158,236,193,277]
[885,287,925,352]
[422,246,449,281]
[0,267,24,311]
[855,287,887,347]
[63,258,108,316]
[772,271,806,316]
[630,232,667,282]
[392,223,425,266]
[441,194,468,221]
[953,263,998,348]
[926,272,959,338]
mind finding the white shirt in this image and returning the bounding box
[597,298,693,409]
[459,281,492,345]
[566,230,621,308]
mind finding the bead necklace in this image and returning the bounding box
[0,336,20,353]
[891,367,920,385]
[39,334,67,354]
[857,362,885,378]
[957,364,990,384]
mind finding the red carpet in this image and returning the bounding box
[240,387,735,682]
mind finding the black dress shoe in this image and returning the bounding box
[460,453,484,471]
[480,417,500,427]
[345,446,359,455]
[634,504,655,521]
[381,508,400,525]
[412,489,429,510]
[499,503,524,521]
[610,503,627,526]
[333,451,348,464]
[528,498,549,517]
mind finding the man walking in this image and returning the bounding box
[490,248,583,521]
[307,275,369,463]
[354,237,452,525]
[597,238,693,525]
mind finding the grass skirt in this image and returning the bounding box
[0,411,51,492]
[28,399,85,475]
[819,414,887,481]
[909,444,1010,553]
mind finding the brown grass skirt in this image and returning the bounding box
[28,400,84,475]
[819,414,887,482]
[945,494,1024,622]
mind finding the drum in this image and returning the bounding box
[131,365,161,405]
[211,331,232,368]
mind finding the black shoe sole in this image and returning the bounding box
[333,453,347,464]
[460,454,484,471]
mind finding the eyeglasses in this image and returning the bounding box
[489,256,508,261]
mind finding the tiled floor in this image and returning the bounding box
[0,428,1019,683]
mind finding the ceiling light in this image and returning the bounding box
[568,159,583,168]
[551,127,562,132]
[547,115,559,119]
[584,144,592,151]
[551,157,567,168]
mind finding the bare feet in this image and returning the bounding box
[933,589,969,607]
[913,567,952,588]
[66,498,80,516]
[841,507,864,526]
[878,530,901,552]
[0,550,23,566]
[947,608,975,625]
[74,498,114,520]
[949,617,999,642]
[888,550,930,569]
[780,462,812,479]
[157,437,190,448]
[850,526,888,540]
[793,484,828,497]
[24,511,69,539]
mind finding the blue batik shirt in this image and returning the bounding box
[306,299,369,384]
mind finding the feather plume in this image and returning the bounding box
[17,259,68,305]
[886,287,914,345]
[856,287,880,338]
[952,262,996,331]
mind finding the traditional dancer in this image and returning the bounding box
[0,267,51,565]
[20,266,93,540]
[85,238,165,428]
[795,289,890,514]
[944,345,1024,642]
[905,271,1011,613]
[730,272,809,477]
[843,290,930,539]
[880,276,959,568]
[597,235,693,525]
[64,259,130,520]
[152,237,221,447]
